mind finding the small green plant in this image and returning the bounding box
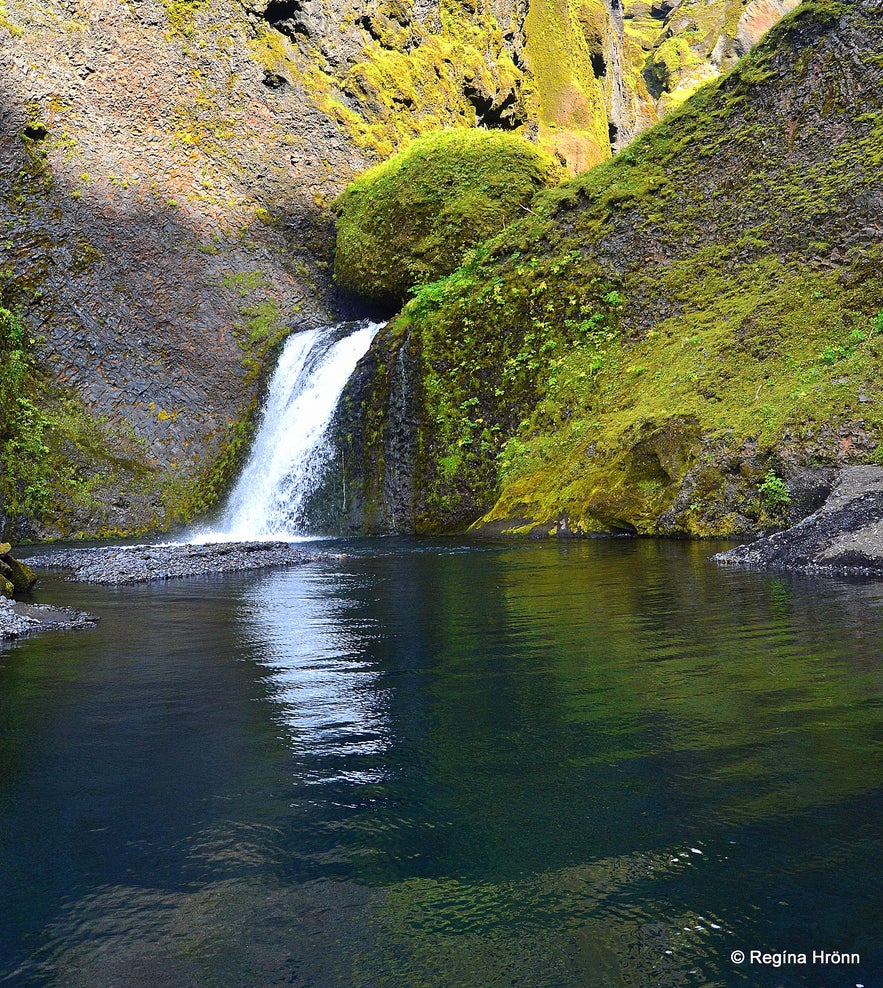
[819,344,846,365]
[758,469,791,510]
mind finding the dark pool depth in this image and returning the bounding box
[1,539,880,986]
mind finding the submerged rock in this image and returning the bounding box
[0,599,99,641]
[27,541,330,585]
[712,467,883,577]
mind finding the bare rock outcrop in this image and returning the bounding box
[713,467,883,576]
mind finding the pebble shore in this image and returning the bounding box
[26,541,329,585]
[0,599,99,641]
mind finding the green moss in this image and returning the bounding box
[481,254,883,534]
[333,129,559,305]
[352,2,883,537]
[161,397,260,524]
[160,0,207,36]
[70,238,104,274]
[522,0,610,172]
[0,300,159,539]
[223,270,268,296]
[0,305,50,519]
[297,0,527,158]
[261,0,797,174]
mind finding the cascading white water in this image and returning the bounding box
[195,321,380,542]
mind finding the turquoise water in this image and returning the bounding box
[1,539,881,986]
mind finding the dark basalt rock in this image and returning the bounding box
[713,467,883,577]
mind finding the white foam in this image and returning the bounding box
[193,321,380,543]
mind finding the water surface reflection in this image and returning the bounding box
[240,567,391,784]
[0,541,880,987]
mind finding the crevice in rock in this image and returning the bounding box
[650,0,679,21]
[601,0,636,152]
[263,0,299,20]
[464,86,525,130]
[22,123,48,141]
[591,51,607,78]
[643,63,666,101]
[262,0,308,39]
[261,70,290,89]
[356,14,383,43]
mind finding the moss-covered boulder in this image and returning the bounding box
[333,129,559,306]
[3,556,37,593]
[0,544,37,595]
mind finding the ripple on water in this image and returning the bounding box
[1,539,880,987]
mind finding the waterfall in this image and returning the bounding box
[195,320,380,542]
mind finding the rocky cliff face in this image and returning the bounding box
[257,0,802,173]
[0,0,797,539]
[0,0,366,538]
[337,1,883,538]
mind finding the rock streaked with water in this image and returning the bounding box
[27,542,329,585]
[712,466,883,577]
[0,599,99,641]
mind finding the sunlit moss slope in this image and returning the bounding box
[343,1,883,537]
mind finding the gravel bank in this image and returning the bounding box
[713,466,883,577]
[26,541,330,585]
[0,599,99,641]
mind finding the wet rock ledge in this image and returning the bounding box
[26,541,330,585]
[713,466,883,577]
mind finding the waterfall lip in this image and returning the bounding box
[189,319,383,546]
[183,531,325,547]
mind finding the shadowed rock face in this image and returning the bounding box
[713,467,883,576]
[0,0,799,540]
[0,0,367,539]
